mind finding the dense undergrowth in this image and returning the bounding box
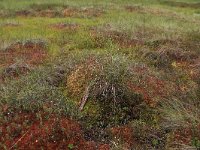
[0,0,200,149]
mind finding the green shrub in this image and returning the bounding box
[0,67,78,118]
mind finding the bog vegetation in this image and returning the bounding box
[0,0,200,149]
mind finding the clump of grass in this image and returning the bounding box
[160,96,200,129]
[60,50,167,129]
[159,93,200,149]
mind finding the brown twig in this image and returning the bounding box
[79,85,91,111]
[9,129,30,150]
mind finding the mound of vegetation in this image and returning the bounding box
[0,0,200,149]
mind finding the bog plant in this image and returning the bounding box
[0,0,200,149]
[0,67,79,118]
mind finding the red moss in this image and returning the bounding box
[0,42,47,68]
[127,66,172,107]
[173,125,200,146]
[110,126,134,148]
[98,144,110,150]
[37,9,59,17]
[0,111,110,150]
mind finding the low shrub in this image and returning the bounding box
[0,67,78,118]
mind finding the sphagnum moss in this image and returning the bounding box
[0,0,200,149]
